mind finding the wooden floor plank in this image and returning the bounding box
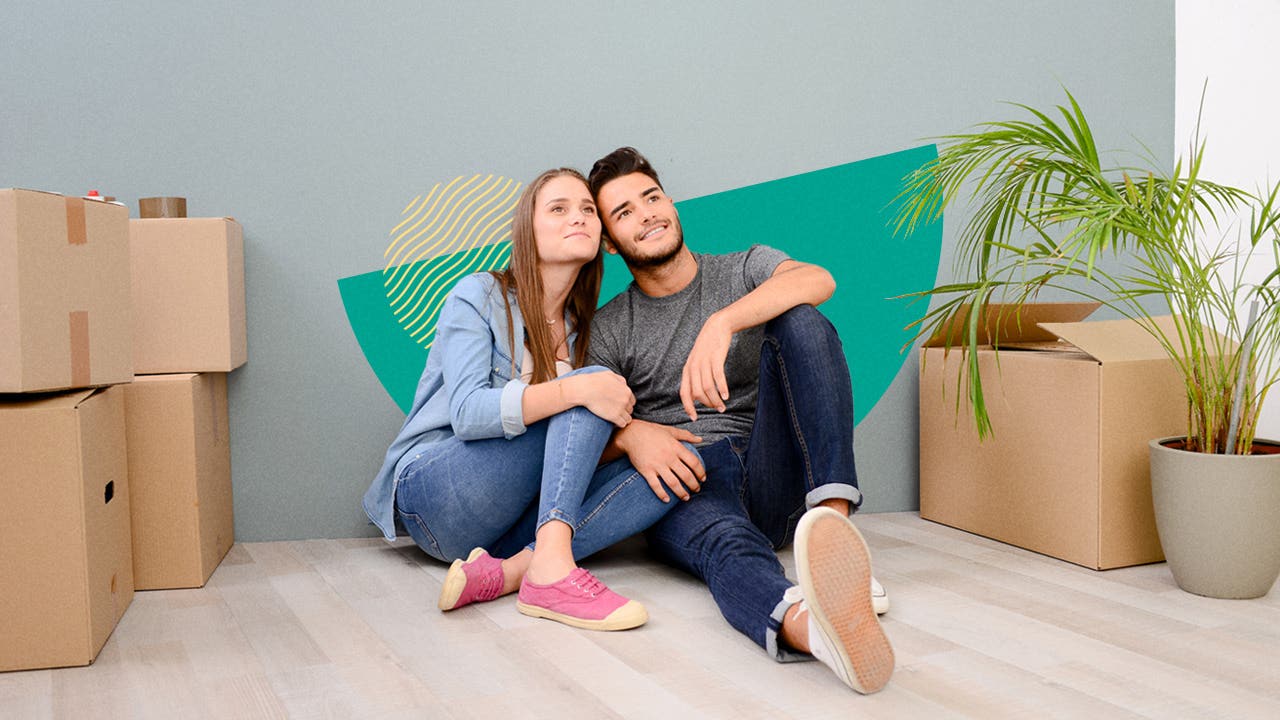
[2,512,1276,719]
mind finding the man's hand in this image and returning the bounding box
[680,312,733,421]
[615,419,705,502]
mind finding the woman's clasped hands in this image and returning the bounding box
[562,370,635,428]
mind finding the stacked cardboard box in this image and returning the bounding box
[126,217,245,591]
[0,190,247,672]
[1,189,132,392]
[0,387,135,672]
[129,218,246,373]
[1,190,135,671]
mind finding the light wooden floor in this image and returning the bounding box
[3,512,1278,719]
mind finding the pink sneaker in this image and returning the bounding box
[437,548,505,611]
[516,568,648,631]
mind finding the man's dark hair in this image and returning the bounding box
[588,147,663,197]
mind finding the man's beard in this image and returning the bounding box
[613,224,685,269]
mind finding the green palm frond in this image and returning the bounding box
[893,88,1280,453]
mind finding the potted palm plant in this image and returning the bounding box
[894,89,1280,599]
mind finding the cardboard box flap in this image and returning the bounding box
[923,302,1101,347]
[1039,315,1180,363]
[0,388,99,412]
[134,373,197,383]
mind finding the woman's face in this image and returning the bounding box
[532,175,601,268]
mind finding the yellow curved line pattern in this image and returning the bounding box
[406,228,514,342]
[387,176,515,306]
[385,176,478,288]
[386,180,515,319]
[407,229,513,341]
[384,186,438,261]
[419,242,514,351]
[415,241,512,348]
[382,174,522,348]
[400,207,517,334]
[385,175,499,303]
[385,176,474,284]
[385,178,457,269]
[399,218,509,333]
[397,183,520,330]
[391,190,432,240]
[389,177,516,315]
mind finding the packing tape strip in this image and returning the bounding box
[69,311,90,387]
[65,197,87,245]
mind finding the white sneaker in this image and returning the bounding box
[871,576,889,615]
[792,507,895,693]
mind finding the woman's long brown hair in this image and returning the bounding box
[490,168,603,384]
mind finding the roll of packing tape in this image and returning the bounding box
[138,196,187,218]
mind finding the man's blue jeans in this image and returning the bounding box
[644,305,862,661]
[394,367,678,563]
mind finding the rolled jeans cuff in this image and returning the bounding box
[536,508,574,534]
[805,484,862,515]
[765,590,814,663]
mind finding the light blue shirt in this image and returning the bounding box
[362,272,577,540]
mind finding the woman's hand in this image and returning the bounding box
[563,371,635,428]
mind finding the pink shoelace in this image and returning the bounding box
[565,568,607,598]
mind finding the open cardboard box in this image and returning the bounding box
[918,303,1188,569]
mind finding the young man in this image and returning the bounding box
[586,147,894,694]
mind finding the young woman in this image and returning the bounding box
[363,168,682,631]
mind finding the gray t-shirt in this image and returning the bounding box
[588,246,790,444]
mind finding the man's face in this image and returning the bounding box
[596,172,684,269]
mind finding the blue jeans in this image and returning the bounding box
[394,369,678,563]
[643,305,862,661]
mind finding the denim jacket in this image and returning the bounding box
[362,272,578,540]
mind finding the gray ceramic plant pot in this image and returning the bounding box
[1149,437,1280,599]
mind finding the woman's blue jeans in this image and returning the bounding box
[643,305,863,661]
[393,368,680,563]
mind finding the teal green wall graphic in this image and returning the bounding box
[340,145,942,419]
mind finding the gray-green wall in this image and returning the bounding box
[1,1,1175,540]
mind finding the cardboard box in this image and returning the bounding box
[124,373,234,589]
[0,386,134,672]
[919,303,1188,569]
[0,189,133,393]
[129,218,246,373]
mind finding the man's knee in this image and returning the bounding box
[765,305,842,354]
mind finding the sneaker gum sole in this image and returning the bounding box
[515,599,648,631]
[873,587,890,616]
[437,547,487,611]
[801,512,895,693]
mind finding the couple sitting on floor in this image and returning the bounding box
[362,147,895,694]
